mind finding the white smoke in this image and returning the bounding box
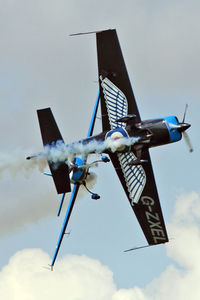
[0,149,47,178]
[0,186,58,236]
[0,172,97,237]
[0,138,139,179]
[44,137,140,164]
[0,138,136,235]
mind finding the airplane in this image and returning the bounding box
[27,29,192,269]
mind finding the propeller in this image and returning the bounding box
[182,103,188,123]
[183,131,193,153]
[181,104,193,152]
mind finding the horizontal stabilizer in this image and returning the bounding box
[37,108,63,145]
[37,108,71,194]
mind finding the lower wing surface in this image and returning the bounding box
[110,150,168,245]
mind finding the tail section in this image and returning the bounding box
[37,108,71,194]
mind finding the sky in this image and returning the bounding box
[0,0,200,299]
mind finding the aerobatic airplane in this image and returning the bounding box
[27,29,192,269]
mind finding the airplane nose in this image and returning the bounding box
[178,122,191,132]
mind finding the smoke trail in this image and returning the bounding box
[44,137,140,164]
[0,149,47,178]
[0,137,139,179]
[0,138,137,234]
[0,166,97,236]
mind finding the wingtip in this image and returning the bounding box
[48,264,54,271]
[42,264,53,271]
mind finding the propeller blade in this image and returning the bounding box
[182,104,188,123]
[183,132,193,152]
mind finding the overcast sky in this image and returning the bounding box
[0,0,200,299]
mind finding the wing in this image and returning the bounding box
[51,184,80,268]
[96,29,141,132]
[133,150,168,245]
[110,150,168,245]
[50,91,101,267]
[96,29,168,245]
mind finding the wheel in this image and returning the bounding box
[91,194,100,200]
[101,155,110,163]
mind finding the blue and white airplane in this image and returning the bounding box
[27,29,192,269]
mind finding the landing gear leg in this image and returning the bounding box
[82,181,100,200]
[128,148,148,166]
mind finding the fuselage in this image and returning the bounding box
[82,115,188,151]
[70,115,190,184]
[133,116,182,147]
